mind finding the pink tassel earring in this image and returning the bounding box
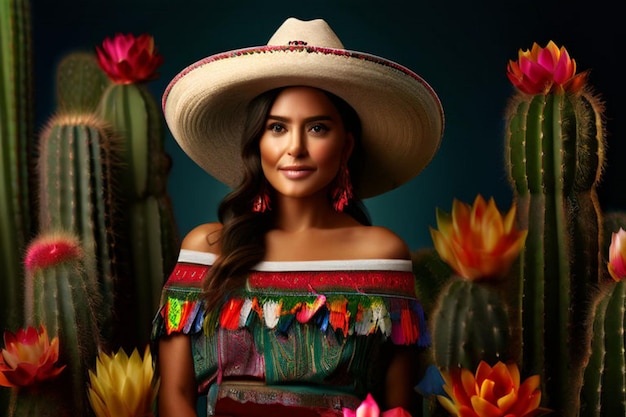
[253,183,271,213]
[332,164,353,212]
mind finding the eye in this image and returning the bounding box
[267,122,285,134]
[309,123,329,135]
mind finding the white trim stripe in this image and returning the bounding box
[177,250,412,272]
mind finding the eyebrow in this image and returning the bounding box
[266,115,334,123]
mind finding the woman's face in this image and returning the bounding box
[259,87,353,201]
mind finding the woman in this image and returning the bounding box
[153,18,444,417]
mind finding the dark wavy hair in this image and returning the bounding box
[202,87,371,309]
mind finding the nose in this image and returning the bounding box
[287,129,307,157]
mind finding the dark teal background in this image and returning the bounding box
[31,0,624,250]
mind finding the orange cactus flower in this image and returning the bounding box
[506,40,588,95]
[342,393,411,417]
[430,195,527,280]
[0,325,65,387]
[437,361,550,417]
[96,33,164,84]
[608,228,626,282]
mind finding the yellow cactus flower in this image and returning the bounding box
[608,228,626,282]
[506,40,588,95]
[437,361,550,417]
[88,345,159,417]
[430,195,527,280]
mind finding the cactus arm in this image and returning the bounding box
[581,291,609,417]
[601,281,626,415]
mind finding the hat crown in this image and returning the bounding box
[267,18,344,49]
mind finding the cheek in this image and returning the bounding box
[259,137,280,165]
[311,142,346,170]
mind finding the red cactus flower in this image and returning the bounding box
[0,325,66,387]
[24,232,82,273]
[430,195,527,280]
[608,228,626,282]
[96,33,164,84]
[506,40,588,94]
[437,361,550,417]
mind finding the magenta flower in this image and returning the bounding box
[96,33,164,84]
[342,393,411,417]
[506,40,588,95]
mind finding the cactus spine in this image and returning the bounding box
[23,232,101,417]
[431,279,511,371]
[504,86,605,414]
[98,82,179,349]
[0,0,34,332]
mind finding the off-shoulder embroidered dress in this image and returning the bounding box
[152,249,430,416]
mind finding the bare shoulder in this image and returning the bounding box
[350,225,411,260]
[180,222,223,254]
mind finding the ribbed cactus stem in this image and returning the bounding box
[98,84,155,198]
[37,113,120,341]
[23,232,102,417]
[0,0,33,331]
[55,51,110,114]
[7,384,66,417]
[505,88,604,414]
[601,281,626,415]
[98,82,179,347]
[431,279,511,371]
[581,290,610,416]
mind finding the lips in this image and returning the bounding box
[279,165,314,179]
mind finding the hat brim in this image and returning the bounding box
[163,45,444,198]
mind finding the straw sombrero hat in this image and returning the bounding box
[163,17,444,198]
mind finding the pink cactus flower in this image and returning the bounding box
[96,33,164,84]
[507,40,588,94]
[342,393,411,417]
[608,228,626,282]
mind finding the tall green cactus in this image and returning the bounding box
[431,279,511,371]
[22,231,101,417]
[504,81,605,414]
[37,113,120,344]
[98,82,179,349]
[0,0,34,332]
